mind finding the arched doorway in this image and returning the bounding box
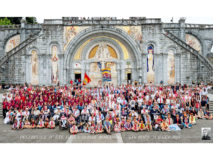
[87,42,119,86]
[64,27,142,86]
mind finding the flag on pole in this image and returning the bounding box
[83,73,91,85]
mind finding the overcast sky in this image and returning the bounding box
[2,0,213,25]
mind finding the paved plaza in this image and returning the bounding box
[0,91,213,143]
[0,119,212,143]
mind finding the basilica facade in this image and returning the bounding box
[0,17,213,86]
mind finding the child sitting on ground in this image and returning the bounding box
[189,113,196,125]
[125,118,132,131]
[96,122,104,134]
[18,119,24,130]
[11,119,18,130]
[60,114,67,128]
[31,119,36,129]
[160,120,170,131]
[44,117,49,128]
[37,118,44,128]
[114,121,121,132]
[120,117,126,132]
[83,123,90,133]
[70,122,78,134]
[90,121,96,134]
[23,119,31,129]
[139,120,146,131]
[48,117,55,129]
[132,118,139,131]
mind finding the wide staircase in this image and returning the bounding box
[0,30,42,66]
[163,30,213,74]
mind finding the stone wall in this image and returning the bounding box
[0,18,213,85]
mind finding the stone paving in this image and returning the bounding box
[0,119,212,143]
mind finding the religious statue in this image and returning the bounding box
[31,50,39,85]
[147,47,155,83]
[51,45,59,84]
[168,50,175,84]
[94,42,112,60]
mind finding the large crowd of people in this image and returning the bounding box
[1,83,212,134]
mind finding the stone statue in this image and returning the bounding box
[51,45,59,84]
[31,50,39,85]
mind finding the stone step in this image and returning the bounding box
[164,30,213,73]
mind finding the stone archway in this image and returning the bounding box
[64,26,142,85]
[86,41,119,86]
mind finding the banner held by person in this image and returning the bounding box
[102,68,111,82]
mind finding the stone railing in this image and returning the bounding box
[44,19,63,25]
[163,23,180,29]
[0,31,42,67]
[163,23,213,29]
[185,23,213,29]
[163,30,213,73]
[62,17,161,26]
[0,24,20,30]
[25,23,42,29]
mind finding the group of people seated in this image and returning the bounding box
[2,83,212,134]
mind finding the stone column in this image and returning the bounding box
[38,54,45,85]
[116,62,121,85]
[58,54,63,85]
[81,61,85,81]
[179,17,186,41]
[120,61,125,84]
[48,54,52,85]
[20,18,26,42]
[163,53,168,85]
[70,68,75,82]
[175,53,181,84]
[142,53,147,84]
[25,55,31,84]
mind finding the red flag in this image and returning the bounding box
[83,73,91,85]
[70,80,73,85]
